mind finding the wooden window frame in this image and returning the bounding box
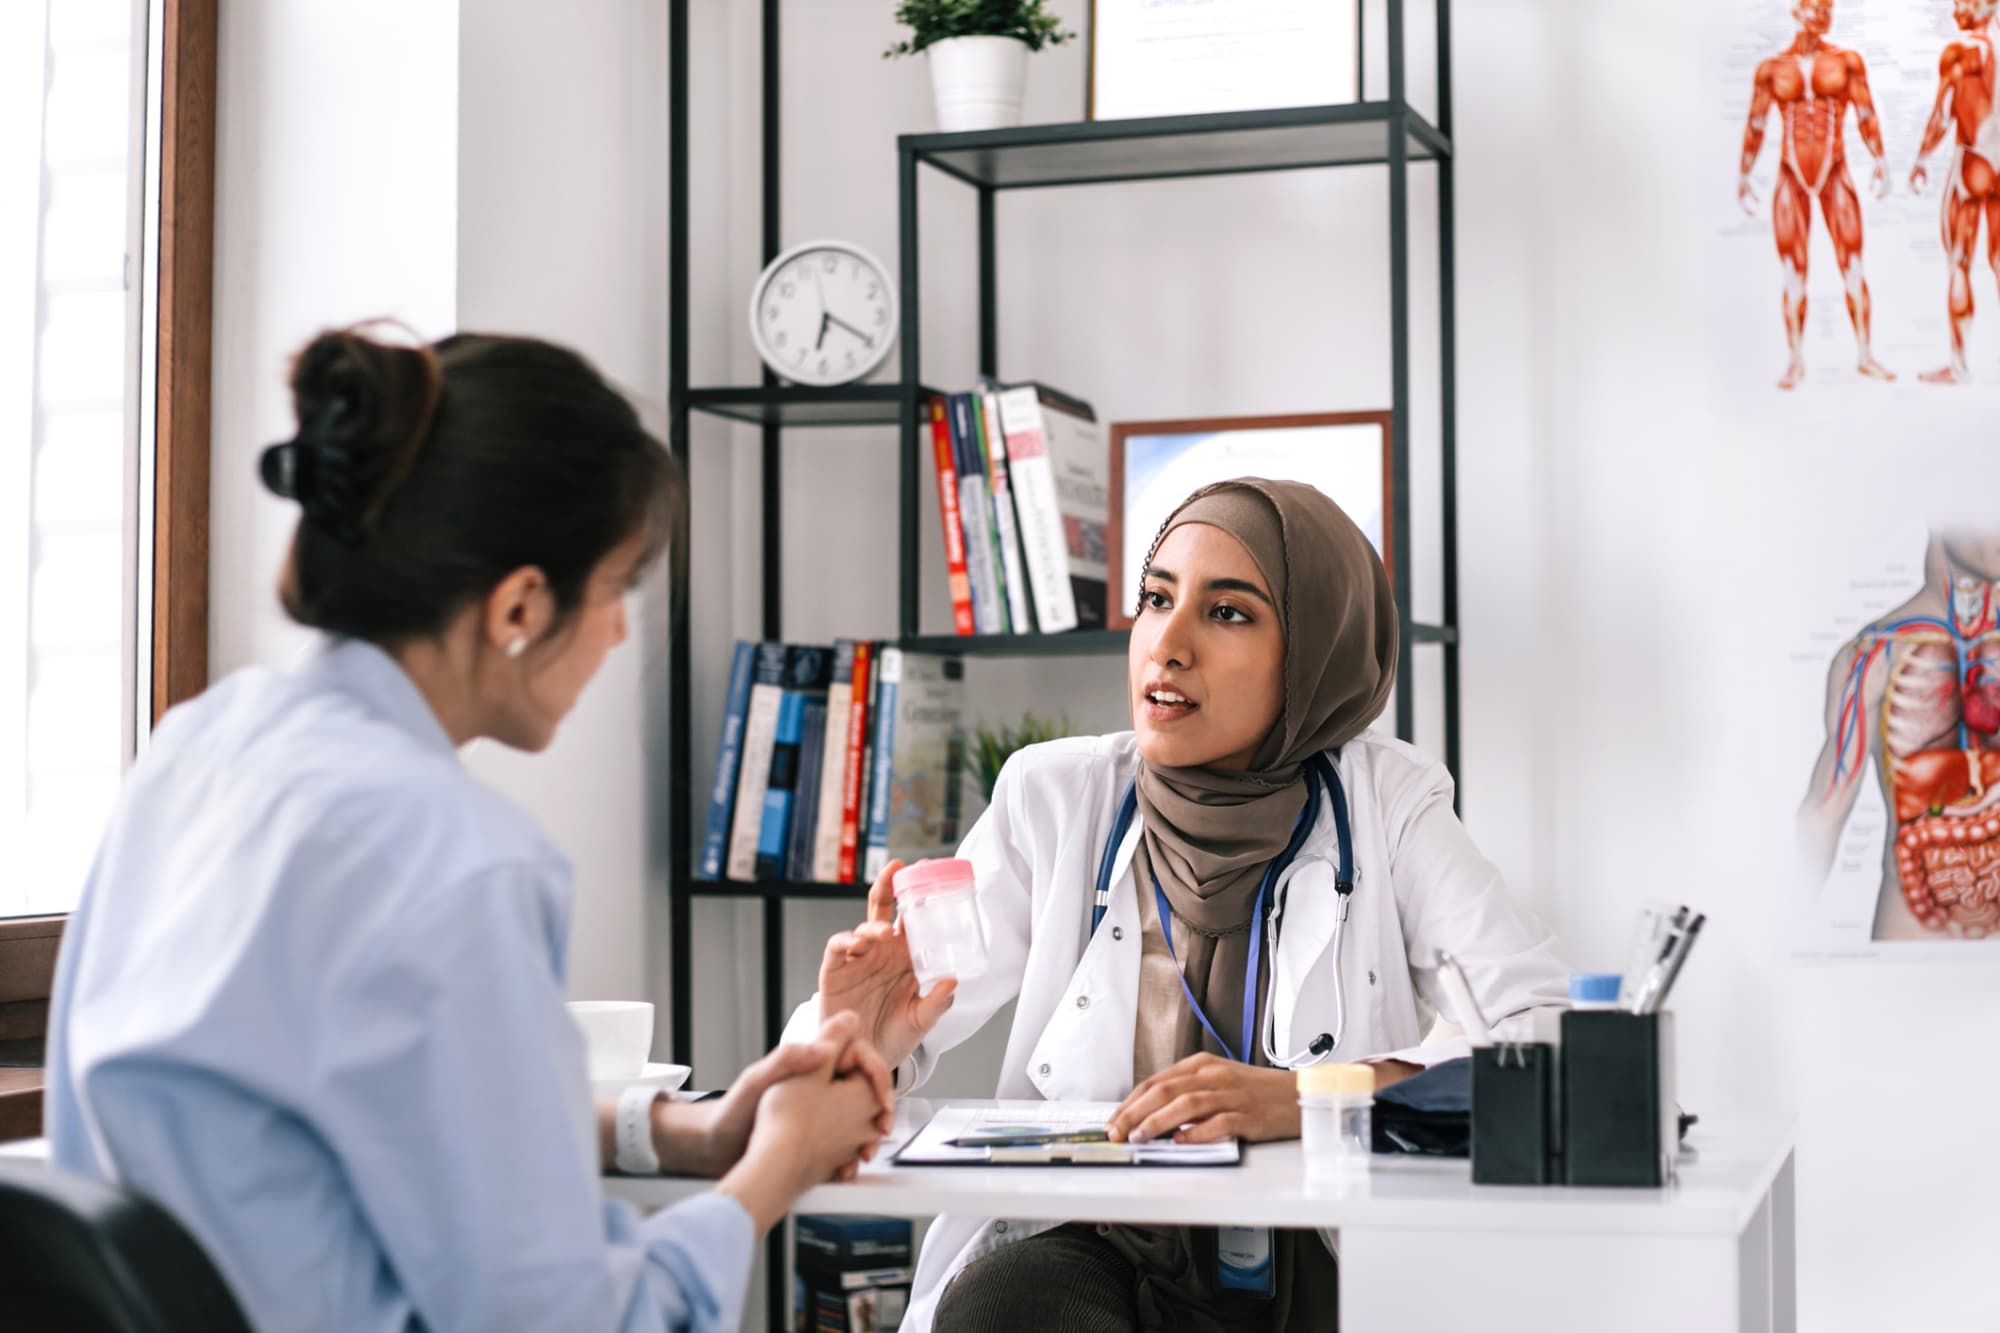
[0,0,216,1138]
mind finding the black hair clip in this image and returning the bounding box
[260,397,361,543]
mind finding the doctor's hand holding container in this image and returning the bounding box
[789,478,1572,1332]
[46,326,892,1333]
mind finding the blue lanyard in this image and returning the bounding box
[1092,756,1341,1065]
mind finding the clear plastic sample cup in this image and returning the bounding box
[893,858,989,992]
[1298,1063,1374,1177]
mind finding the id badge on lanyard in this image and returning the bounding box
[1216,1224,1276,1297]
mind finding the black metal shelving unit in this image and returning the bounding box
[667,6,1454,1326]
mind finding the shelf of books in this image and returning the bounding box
[699,640,970,897]
[920,381,1111,639]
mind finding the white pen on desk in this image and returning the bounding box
[1436,950,1494,1046]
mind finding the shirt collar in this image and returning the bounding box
[308,636,460,758]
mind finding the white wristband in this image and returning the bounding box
[614,1084,664,1175]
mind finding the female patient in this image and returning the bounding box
[792,478,1569,1331]
[46,327,888,1331]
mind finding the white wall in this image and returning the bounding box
[208,1,459,679]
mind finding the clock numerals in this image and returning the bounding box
[755,244,894,385]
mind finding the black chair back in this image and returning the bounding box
[0,1160,251,1333]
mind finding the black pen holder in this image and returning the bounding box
[1471,1042,1558,1185]
[1560,1010,1677,1187]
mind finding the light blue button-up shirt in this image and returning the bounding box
[46,638,751,1332]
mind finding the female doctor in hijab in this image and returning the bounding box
[787,478,1571,1332]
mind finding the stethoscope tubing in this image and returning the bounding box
[1091,752,1355,1069]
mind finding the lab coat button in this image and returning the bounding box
[1039,1063,1051,1077]
[1075,995,1090,1009]
[1111,927,1124,941]
[995,1221,1009,1234]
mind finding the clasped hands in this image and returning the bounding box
[648,1009,894,1188]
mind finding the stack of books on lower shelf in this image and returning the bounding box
[792,1214,913,1333]
[699,640,966,886]
[927,381,1110,637]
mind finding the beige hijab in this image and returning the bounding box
[1129,477,1397,1061]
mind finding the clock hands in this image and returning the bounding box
[813,270,829,350]
[824,312,875,348]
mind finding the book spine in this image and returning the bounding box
[784,697,830,882]
[929,399,976,636]
[725,644,790,880]
[755,689,808,880]
[809,642,858,882]
[980,390,1035,634]
[995,385,1080,633]
[950,394,1004,635]
[1041,391,1109,630]
[968,390,1014,633]
[861,647,903,883]
[698,640,757,879]
[835,641,875,884]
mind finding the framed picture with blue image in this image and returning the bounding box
[1106,410,1392,630]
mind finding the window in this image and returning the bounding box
[2,1,151,918]
[1,0,213,923]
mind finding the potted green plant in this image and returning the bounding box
[885,0,1075,133]
[965,712,1071,803]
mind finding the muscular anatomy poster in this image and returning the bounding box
[1716,2,1999,391]
[1793,527,2000,958]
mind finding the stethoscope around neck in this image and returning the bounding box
[1090,751,1355,1069]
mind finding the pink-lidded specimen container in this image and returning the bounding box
[892,858,989,991]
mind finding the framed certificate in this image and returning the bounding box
[1087,0,1361,121]
[1106,410,1390,629]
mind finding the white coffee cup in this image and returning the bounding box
[568,1000,654,1082]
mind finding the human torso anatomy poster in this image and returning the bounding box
[1793,527,2000,958]
[1715,1,2000,391]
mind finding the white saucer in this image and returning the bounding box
[590,1062,693,1099]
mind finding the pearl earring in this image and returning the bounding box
[506,636,526,659]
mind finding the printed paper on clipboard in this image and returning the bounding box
[894,1103,1240,1167]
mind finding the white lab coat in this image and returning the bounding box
[784,730,1569,1330]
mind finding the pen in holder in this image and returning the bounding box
[1471,1041,1558,1185]
[1560,1010,1678,1187]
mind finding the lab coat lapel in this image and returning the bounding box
[1027,816,1142,1103]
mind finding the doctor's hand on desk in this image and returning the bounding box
[1104,1054,1426,1145]
[817,859,960,1070]
[1105,1054,1304,1145]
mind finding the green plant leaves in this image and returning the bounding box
[884,0,1076,58]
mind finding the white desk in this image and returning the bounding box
[610,1100,1796,1333]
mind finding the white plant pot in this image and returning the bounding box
[926,35,1029,133]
